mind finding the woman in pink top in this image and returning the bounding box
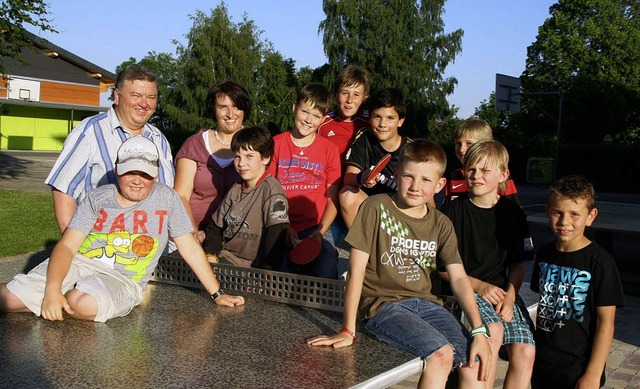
[174,81,251,236]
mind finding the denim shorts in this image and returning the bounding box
[364,298,471,367]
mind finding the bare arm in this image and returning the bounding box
[41,228,87,320]
[311,184,340,238]
[307,247,368,348]
[51,189,77,234]
[447,263,492,381]
[174,233,244,307]
[440,269,507,306]
[576,306,616,389]
[495,262,525,322]
[173,158,199,231]
[342,165,362,188]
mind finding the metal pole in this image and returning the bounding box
[553,92,563,181]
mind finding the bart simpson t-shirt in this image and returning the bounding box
[68,182,192,288]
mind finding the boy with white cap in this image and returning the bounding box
[0,137,243,322]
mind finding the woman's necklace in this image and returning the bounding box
[213,129,230,147]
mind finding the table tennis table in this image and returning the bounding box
[0,255,422,388]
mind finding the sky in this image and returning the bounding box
[28,0,556,118]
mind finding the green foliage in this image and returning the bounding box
[0,189,59,256]
[116,2,302,142]
[473,93,527,150]
[521,0,640,144]
[253,52,297,132]
[0,0,57,75]
[164,5,265,133]
[319,0,463,137]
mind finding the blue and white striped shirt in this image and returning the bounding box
[45,106,175,204]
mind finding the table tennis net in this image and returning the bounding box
[152,255,346,312]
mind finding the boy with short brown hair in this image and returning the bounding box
[530,175,624,388]
[309,139,492,389]
[339,87,410,229]
[202,126,289,270]
[268,83,341,279]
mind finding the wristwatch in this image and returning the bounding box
[210,289,225,301]
[470,323,490,338]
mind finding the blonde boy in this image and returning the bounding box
[441,140,535,388]
[530,175,624,388]
[268,83,341,279]
[310,139,492,389]
[444,117,519,205]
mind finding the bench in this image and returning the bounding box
[527,201,640,252]
[0,254,422,389]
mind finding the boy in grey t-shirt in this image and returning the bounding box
[0,137,244,322]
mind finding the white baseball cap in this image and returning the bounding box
[116,136,159,177]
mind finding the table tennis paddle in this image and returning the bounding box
[361,153,392,185]
[289,237,321,265]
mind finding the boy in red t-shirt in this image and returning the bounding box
[268,83,342,279]
[318,65,371,277]
[317,64,371,171]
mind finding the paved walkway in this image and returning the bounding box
[2,150,639,388]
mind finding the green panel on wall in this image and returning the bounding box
[1,115,36,135]
[34,136,65,151]
[1,105,102,150]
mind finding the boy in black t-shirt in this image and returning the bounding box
[530,175,624,389]
[339,88,410,229]
[441,140,535,388]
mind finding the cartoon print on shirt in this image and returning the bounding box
[81,231,136,268]
[79,230,160,282]
[536,262,591,332]
[378,203,438,283]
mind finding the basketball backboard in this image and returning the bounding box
[495,73,521,112]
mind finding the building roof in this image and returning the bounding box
[13,30,116,86]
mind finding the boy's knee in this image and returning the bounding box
[65,289,98,320]
[338,187,367,213]
[508,343,536,367]
[338,186,358,206]
[0,284,28,312]
[487,322,505,348]
[426,344,454,369]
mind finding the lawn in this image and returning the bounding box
[0,189,60,257]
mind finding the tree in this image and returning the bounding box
[319,0,463,137]
[253,51,297,132]
[164,3,265,133]
[0,0,57,75]
[521,0,640,145]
